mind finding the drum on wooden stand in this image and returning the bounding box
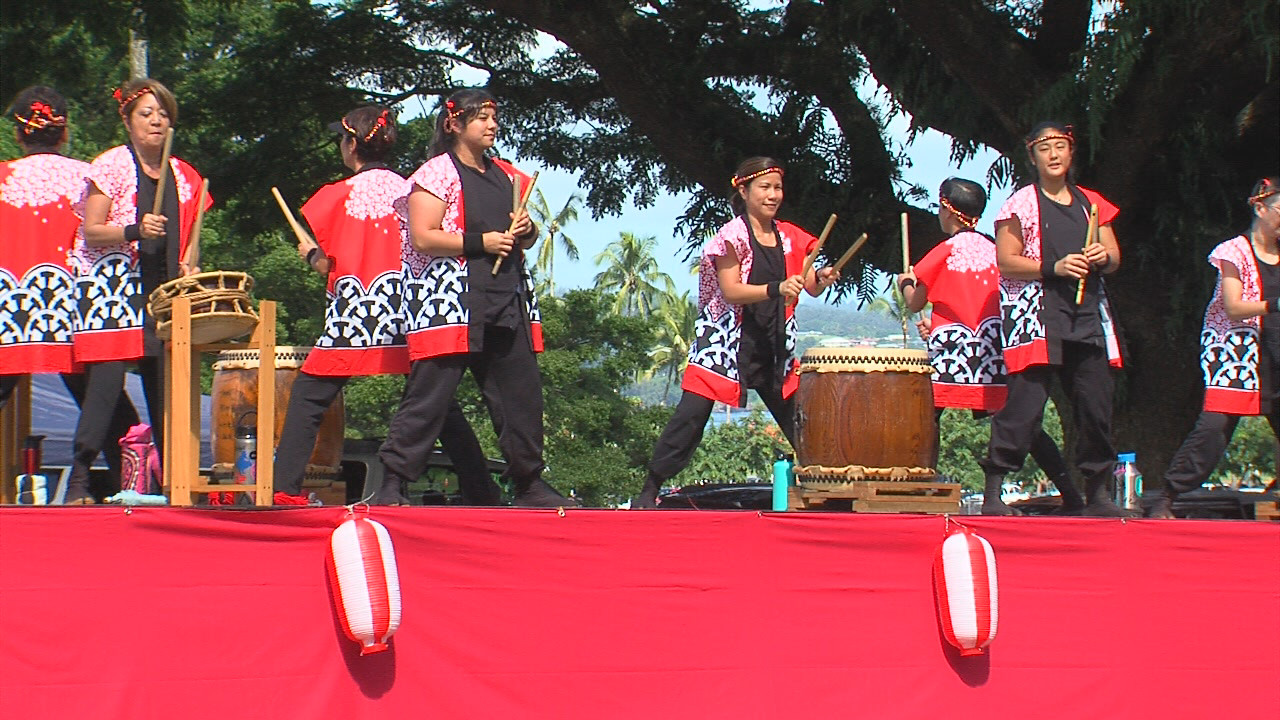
[210,346,344,483]
[149,271,258,344]
[793,347,937,481]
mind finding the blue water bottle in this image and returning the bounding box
[772,454,793,512]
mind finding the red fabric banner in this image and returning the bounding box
[1,508,1276,719]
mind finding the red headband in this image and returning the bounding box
[14,100,67,134]
[939,196,979,229]
[731,166,784,188]
[1026,126,1074,149]
[113,86,154,115]
[445,98,497,121]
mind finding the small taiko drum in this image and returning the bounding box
[148,271,258,344]
[794,347,937,480]
[210,346,344,480]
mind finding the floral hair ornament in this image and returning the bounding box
[1025,125,1074,150]
[939,195,979,229]
[731,166,784,188]
[113,85,154,115]
[446,98,497,121]
[1249,178,1278,205]
[14,100,67,133]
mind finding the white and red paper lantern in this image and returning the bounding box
[933,527,998,656]
[328,515,402,655]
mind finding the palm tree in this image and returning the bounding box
[529,189,582,297]
[592,232,672,316]
[648,286,699,403]
[869,283,913,348]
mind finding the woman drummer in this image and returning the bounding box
[1149,177,1280,518]
[0,86,137,491]
[634,157,838,508]
[378,88,571,507]
[978,121,1129,516]
[898,177,1082,513]
[66,78,211,504]
[272,106,500,506]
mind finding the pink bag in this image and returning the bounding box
[119,423,162,495]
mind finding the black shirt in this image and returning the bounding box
[1037,185,1103,354]
[737,218,787,391]
[132,146,182,357]
[451,153,525,341]
[1254,249,1280,388]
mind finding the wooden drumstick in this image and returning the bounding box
[150,128,176,217]
[270,186,317,250]
[900,211,910,273]
[1074,203,1099,305]
[788,213,837,306]
[831,232,869,274]
[180,178,209,271]
[492,170,539,276]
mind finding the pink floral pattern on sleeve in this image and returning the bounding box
[944,232,997,274]
[1205,235,1260,333]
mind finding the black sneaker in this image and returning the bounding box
[513,479,580,508]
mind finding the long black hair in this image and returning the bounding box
[428,88,497,158]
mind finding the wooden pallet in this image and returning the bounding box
[789,480,961,514]
[1255,500,1280,522]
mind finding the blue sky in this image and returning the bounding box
[523,129,1003,306]
[437,28,1007,306]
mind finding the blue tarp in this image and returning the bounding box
[29,373,213,467]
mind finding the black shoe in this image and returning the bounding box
[981,499,1022,516]
[370,478,411,506]
[632,486,659,509]
[1144,493,1175,519]
[513,479,580,508]
[1081,498,1137,517]
[458,475,504,506]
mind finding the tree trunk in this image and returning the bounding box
[129,4,148,79]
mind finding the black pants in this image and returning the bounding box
[937,407,1069,479]
[648,387,795,485]
[380,323,543,488]
[276,371,497,500]
[1164,410,1280,495]
[71,359,161,474]
[0,373,135,480]
[982,341,1115,481]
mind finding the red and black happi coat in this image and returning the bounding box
[399,153,542,361]
[912,231,1007,411]
[0,153,87,375]
[1200,235,1266,415]
[300,168,410,376]
[995,184,1123,374]
[681,217,817,406]
[70,145,212,362]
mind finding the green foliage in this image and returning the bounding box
[1209,417,1277,485]
[682,412,792,486]
[343,375,407,441]
[937,404,1066,492]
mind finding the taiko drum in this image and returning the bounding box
[793,347,937,477]
[210,346,344,478]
